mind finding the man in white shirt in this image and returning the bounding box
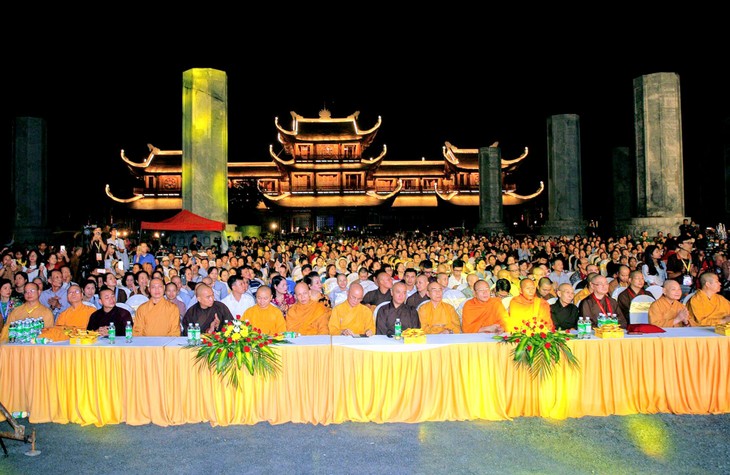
[220,275,255,319]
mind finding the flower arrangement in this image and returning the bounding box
[494,318,579,381]
[187,316,290,388]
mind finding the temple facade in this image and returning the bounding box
[106,109,543,231]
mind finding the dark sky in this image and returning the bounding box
[5,35,728,233]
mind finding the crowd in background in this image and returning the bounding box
[1,218,729,340]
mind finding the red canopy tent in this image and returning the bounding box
[140,210,225,231]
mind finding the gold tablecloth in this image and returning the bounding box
[0,329,727,427]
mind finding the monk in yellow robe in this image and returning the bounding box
[648,280,696,327]
[505,278,554,332]
[0,282,54,343]
[687,272,730,326]
[287,282,330,335]
[133,278,181,336]
[328,283,375,336]
[243,286,286,335]
[461,280,507,333]
[417,282,462,334]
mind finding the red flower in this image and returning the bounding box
[540,333,547,339]
[521,330,527,334]
[207,342,213,347]
[258,343,264,348]
[228,351,234,358]
[244,346,251,353]
[515,339,520,344]
[503,335,510,341]
[539,324,544,329]
[545,342,552,349]
[227,337,233,344]
[216,348,222,354]
[267,339,272,344]
[235,314,241,320]
[526,345,533,351]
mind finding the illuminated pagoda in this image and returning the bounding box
[106,108,543,230]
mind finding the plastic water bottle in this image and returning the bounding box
[125,321,133,343]
[584,317,592,338]
[394,318,402,339]
[8,322,16,343]
[187,323,194,344]
[577,316,585,339]
[108,322,116,344]
[11,411,29,419]
[194,323,201,344]
[611,313,618,326]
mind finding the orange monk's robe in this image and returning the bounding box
[687,291,730,326]
[461,298,508,333]
[506,294,554,332]
[0,303,55,343]
[286,301,331,335]
[418,300,462,334]
[133,299,181,336]
[328,303,375,336]
[244,304,286,335]
[56,304,96,330]
[648,296,695,327]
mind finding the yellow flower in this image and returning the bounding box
[231,332,241,341]
[239,325,249,338]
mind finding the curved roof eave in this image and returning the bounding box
[361,145,388,166]
[120,143,182,169]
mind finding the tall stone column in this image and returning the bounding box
[611,147,633,225]
[475,145,507,236]
[182,68,228,224]
[12,117,49,244]
[540,114,586,236]
[724,116,730,219]
[619,72,688,236]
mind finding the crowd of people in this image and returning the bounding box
[1,219,729,342]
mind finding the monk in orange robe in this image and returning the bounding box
[648,280,696,327]
[505,278,554,332]
[461,279,507,333]
[417,282,462,334]
[243,286,286,335]
[287,282,331,335]
[687,272,730,326]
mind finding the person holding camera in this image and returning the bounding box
[107,227,129,271]
[86,227,107,273]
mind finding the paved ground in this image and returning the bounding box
[1,413,728,474]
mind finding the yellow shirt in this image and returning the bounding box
[133,299,181,336]
[244,304,286,336]
[329,303,375,336]
[418,300,462,334]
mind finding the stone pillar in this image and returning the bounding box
[724,117,730,218]
[475,145,507,236]
[540,114,586,236]
[12,117,49,244]
[611,147,633,224]
[619,72,688,235]
[182,68,228,224]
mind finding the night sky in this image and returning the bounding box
[5,33,728,238]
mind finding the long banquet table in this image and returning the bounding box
[0,328,728,427]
